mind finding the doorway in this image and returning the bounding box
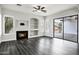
[53,15,78,43]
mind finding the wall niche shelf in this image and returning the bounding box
[30,18,39,36]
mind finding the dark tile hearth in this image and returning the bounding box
[0,37,79,55]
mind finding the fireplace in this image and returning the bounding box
[16,31,28,40]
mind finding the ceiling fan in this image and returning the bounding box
[33,5,47,13]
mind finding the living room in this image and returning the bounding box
[0,4,79,55]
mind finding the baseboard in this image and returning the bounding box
[1,38,16,42]
[29,36,43,39]
[28,35,53,39]
[42,36,53,38]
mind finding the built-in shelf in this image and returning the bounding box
[30,29,39,30]
[30,18,39,36]
[30,30,38,36]
[30,18,38,29]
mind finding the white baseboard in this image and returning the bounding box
[28,35,43,38]
[1,38,16,42]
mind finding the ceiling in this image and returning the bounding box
[1,4,78,16]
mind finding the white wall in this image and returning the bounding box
[44,16,53,37]
[45,7,78,37]
[1,8,44,42]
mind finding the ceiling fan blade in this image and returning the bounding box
[41,7,45,9]
[17,4,22,6]
[37,6,41,10]
[33,7,38,10]
[41,10,47,13]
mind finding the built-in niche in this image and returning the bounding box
[30,18,39,36]
[30,18,38,29]
[4,16,14,34]
[30,30,38,36]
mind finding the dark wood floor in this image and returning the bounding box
[0,37,79,55]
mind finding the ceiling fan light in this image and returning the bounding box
[37,10,41,12]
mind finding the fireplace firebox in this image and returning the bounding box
[16,31,28,40]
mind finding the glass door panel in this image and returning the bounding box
[54,18,64,39]
[64,15,78,42]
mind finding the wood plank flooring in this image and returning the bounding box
[0,37,79,55]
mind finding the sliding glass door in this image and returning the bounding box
[53,18,64,39]
[64,15,78,42]
[53,15,78,43]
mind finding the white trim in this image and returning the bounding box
[29,18,39,36]
[30,29,39,30]
[1,38,16,42]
